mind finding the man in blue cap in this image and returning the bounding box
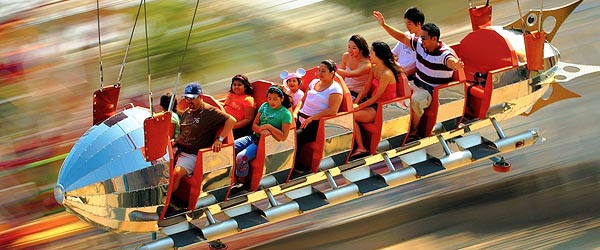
[172,82,236,191]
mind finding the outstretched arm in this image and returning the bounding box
[234,107,255,129]
[338,58,372,78]
[260,123,291,141]
[446,56,465,70]
[213,115,236,152]
[354,69,374,104]
[373,11,411,48]
[300,93,343,129]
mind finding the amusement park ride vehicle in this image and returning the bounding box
[53,0,599,249]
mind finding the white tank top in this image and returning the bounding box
[300,79,343,117]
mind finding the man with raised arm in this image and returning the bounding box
[392,7,425,78]
[373,10,464,137]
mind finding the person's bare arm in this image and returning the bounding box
[373,11,411,48]
[293,99,303,121]
[446,56,465,70]
[354,69,374,104]
[234,107,255,129]
[261,123,291,142]
[251,111,261,133]
[356,70,394,110]
[338,60,372,78]
[213,115,236,152]
[300,93,343,129]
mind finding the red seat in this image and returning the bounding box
[247,126,296,191]
[469,4,492,31]
[251,80,275,108]
[420,70,467,137]
[143,111,173,162]
[457,28,519,119]
[297,74,354,173]
[92,84,121,125]
[161,94,236,217]
[361,73,412,154]
[300,67,319,93]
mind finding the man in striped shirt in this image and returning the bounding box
[373,11,464,136]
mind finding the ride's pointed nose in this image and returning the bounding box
[54,183,65,205]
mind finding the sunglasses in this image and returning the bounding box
[184,96,198,101]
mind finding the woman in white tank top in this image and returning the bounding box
[296,60,344,160]
[337,34,372,98]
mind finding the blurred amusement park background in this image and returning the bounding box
[1,0,599,249]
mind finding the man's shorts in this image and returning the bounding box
[410,83,432,117]
[175,152,197,175]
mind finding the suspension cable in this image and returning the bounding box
[142,0,153,114]
[168,0,201,112]
[539,0,544,32]
[516,0,527,31]
[96,0,104,90]
[115,0,145,87]
[469,0,490,9]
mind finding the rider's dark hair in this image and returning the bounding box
[267,85,293,109]
[160,92,177,112]
[349,34,370,58]
[230,74,253,95]
[321,59,337,72]
[371,41,402,83]
[404,7,425,26]
[422,23,441,41]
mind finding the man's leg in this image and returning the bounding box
[171,166,189,191]
[410,88,431,136]
[171,152,196,191]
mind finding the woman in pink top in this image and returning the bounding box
[351,41,401,157]
[337,34,372,99]
[224,74,256,138]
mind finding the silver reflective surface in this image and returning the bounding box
[56,107,169,232]
[200,145,234,192]
[263,131,295,175]
[380,98,411,140]
[435,83,466,122]
[322,113,354,158]
[486,29,560,120]
[489,67,555,121]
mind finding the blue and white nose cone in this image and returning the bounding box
[55,107,170,232]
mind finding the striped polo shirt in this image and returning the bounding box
[410,35,457,88]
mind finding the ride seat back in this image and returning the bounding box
[300,66,319,93]
[361,73,412,154]
[93,85,121,125]
[143,112,172,162]
[171,94,235,211]
[298,75,354,173]
[420,71,467,137]
[459,28,518,82]
[251,80,275,108]
[458,28,519,119]
[248,126,296,191]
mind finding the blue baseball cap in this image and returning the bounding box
[183,82,202,98]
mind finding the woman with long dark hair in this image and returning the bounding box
[350,41,403,157]
[234,85,293,181]
[337,34,372,100]
[224,74,256,138]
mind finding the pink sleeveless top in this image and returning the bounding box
[370,78,397,103]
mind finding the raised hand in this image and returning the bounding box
[373,11,385,26]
